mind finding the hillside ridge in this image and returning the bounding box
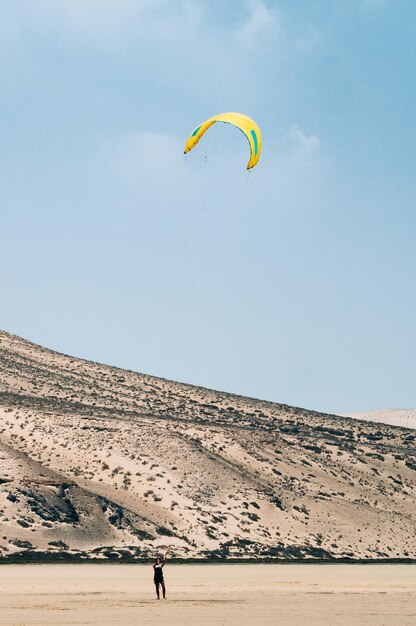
[1,329,415,561]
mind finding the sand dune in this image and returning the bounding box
[1,330,416,561]
[345,409,416,430]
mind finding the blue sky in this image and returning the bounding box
[1,0,415,414]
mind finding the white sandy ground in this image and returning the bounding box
[345,409,416,430]
[0,564,415,626]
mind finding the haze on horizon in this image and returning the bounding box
[1,0,415,415]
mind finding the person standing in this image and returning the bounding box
[153,553,167,599]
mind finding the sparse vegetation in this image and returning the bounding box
[0,329,415,562]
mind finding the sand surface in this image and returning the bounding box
[346,409,416,430]
[0,564,415,625]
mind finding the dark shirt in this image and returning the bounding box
[153,563,164,582]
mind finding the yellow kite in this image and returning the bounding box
[184,112,262,170]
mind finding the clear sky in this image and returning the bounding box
[1,0,415,414]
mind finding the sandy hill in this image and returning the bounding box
[345,409,416,430]
[0,330,415,562]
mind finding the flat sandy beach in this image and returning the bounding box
[0,564,415,625]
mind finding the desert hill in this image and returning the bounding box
[0,330,415,561]
[345,409,416,430]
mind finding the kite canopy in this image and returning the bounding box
[184,112,262,170]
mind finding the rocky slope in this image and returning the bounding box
[0,330,415,561]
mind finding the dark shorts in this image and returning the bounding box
[154,576,164,584]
